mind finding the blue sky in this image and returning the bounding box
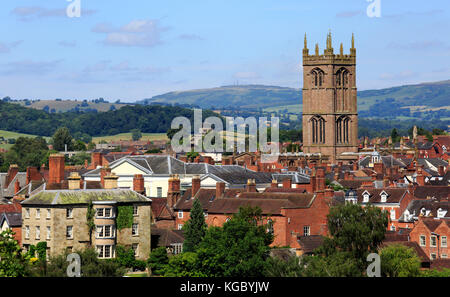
[0,0,448,102]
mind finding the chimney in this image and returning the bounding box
[282,178,292,189]
[49,154,65,185]
[271,179,278,188]
[178,155,188,163]
[326,163,332,173]
[133,174,145,194]
[371,172,377,181]
[216,182,225,198]
[91,152,103,168]
[14,179,20,195]
[352,162,358,171]
[438,165,445,176]
[344,172,351,181]
[4,164,19,189]
[68,172,81,190]
[374,162,384,175]
[168,174,181,208]
[204,156,213,165]
[84,159,89,168]
[100,166,112,188]
[383,178,390,188]
[315,168,325,192]
[103,172,119,189]
[246,179,257,193]
[192,175,201,196]
[26,167,41,185]
[416,168,425,186]
[324,188,334,198]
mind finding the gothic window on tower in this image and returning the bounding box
[336,68,349,87]
[336,115,350,144]
[311,68,324,88]
[311,115,326,144]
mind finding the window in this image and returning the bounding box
[66,208,73,219]
[420,235,426,247]
[303,226,310,237]
[133,205,138,216]
[104,208,111,218]
[66,226,73,239]
[442,254,448,259]
[267,219,274,234]
[25,208,30,219]
[157,187,163,197]
[431,236,437,247]
[170,243,183,255]
[46,226,51,240]
[311,115,325,144]
[47,209,51,219]
[177,224,183,230]
[97,208,104,217]
[390,209,396,220]
[25,226,30,239]
[35,226,40,240]
[96,225,115,238]
[97,245,114,259]
[132,243,139,257]
[390,225,396,231]
[442,236,447,248]
[36,209,40,219]
[96,208,114,218]
[430,253,437,260]
[336,116,351,144]
[178,211,183,219]
[132,223,138,236]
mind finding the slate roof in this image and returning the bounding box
[151,228,184,248]
[22,189,151,205]
[0,212,22,227]
[359,156,407,169]
[356,188,409,204]
[0,172,27,199]
[271,172,310,184]
[297,235,325,254]
[413,186,450,199]
[400,200,450,222]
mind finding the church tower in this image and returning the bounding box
[302,32,358,163]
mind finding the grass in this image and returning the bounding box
[92,133,169,143]
[0,130,51,150]
[124,272,148,277]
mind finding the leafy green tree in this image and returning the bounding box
[380,244,421,277]
[163,252,206,277]
[131,129,142,141]
[73,139,87,151]
[52,127,74,151]
[0,229,29,277]
[148,247,169,276]
[195,206,273,277]
[67,152,90,166]
[301,251,362,277]
[420,268,450,277]
[264,254,304,277]
[115,245,136,269]
[182,198,207,253]
[390,128,400,143]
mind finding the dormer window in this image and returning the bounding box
[420,208,426,216]
[437,208,447,218]
[362,191,370,203]
[380,191,388,203]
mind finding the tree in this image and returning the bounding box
[0,229,29,277]
[148,247,169,276]
[52,127,74,151]
[131,129,142,141]
[380,244,421,277]
[264,254,304,277]
[301,203,388,276]
[195,206,273,277]
[163,252,206,277]
[182,198,207,253]
[390,128,400,143]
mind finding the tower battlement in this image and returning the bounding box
[303,32,356,64]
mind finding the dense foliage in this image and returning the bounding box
[116,205,134,230]
[379,244,421,277]
[147,247,169,276]
[0,230,29,277]
[182,198,207,253]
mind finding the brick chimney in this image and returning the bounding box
[49,154,65,185]
[192,175,201,197]
[416,168,425,186]
[271,179,278,188]
[246,179,257,193]
[100,166,112,188]
[133,174,145,194]
[178,155,188,163]
[344,172,351,181]
[26,167,41,185]
[282,178,292,189]
[383,178,390,188]
[216,182,225,198]
[438,165,445,176]
[168,174,181,208]
[103,172,119,189]
[68,172,81,190]
[352,162,358,171]
[91,152,103,168]
[315,168,326,192]
[374,162,384,175]
[14,179,20,195]
[324,188,334,198]
[5,164,19,189]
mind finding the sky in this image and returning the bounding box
[0,0,448,102]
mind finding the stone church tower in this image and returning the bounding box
[302,32,358,163]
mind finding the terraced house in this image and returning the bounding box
[21,188,151,260]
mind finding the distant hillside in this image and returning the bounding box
[138,85,302,109]
[136,80,450,113]
[12,99,130,113]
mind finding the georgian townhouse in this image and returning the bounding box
[409,217,450,261]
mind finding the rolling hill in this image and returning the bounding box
[137,80,450,113]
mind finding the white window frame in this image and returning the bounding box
[36,209,40,219]
[66,226,73,239]
[35,226,40,240]
[177,224,183,230]
[132,243,139,257]
[441,254,447,259]
[442,236,447,248]
[431,235,437,247]
[157,187,163,198]
[96,225,115,239]
[25,225,30,239]
[66,208,73,219]
[25,208,30,219]
[390,209,396,220]
[46,226,51,240]
[430,253,437,260]
[420,235,426,247]
[96,207,114,218]
[133,205,138,216]
[303,226,310,237]
[132,223,139,236]
[97,245,114,259]
[178,210,183,219]
[46,209,51,219]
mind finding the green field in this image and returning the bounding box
[263,104,301,113]
[0,130,51,150]
[92,133,169,143]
